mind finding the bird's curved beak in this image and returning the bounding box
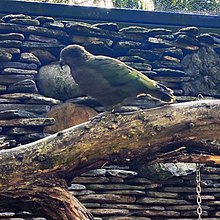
[59,58,65,70]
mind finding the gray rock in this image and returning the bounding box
[0,61,38,70]
[81,169,107,177]
[37,63,83,100]
[0,33,24,41]
[137,197,190,205]
[153,68,187,77]
[78,194,136,203]
[0,118,55,127]
[0,104,50,114]
[175,34,200,46]
[2,14,31,22]
[6,127,41,135]
[93,23,119,32]
[30,49,57,65]
[151,60,183,70]
[2,68,38,75]
[22,41,64,51]
[0,75,34,85]
[128,49,163,61]
[117,56,149,63]
[0,212,15,217]
[84,42,115,57]
[73,176,109,183]
[197,33,215,44]
[28,34,60,44]
[106,170,138,178]
[9,18,40,26]
[0,47,20,56]
[0,40,22,48]
[8,79,38,93]
[0,51,12,62]
[35,16,55,24]
[67,96,100,108]
[68,183,86,190]
[135,210,180,217]
[0,85,7,93]
[0,22,68,42]
[163,48,183,59]
[0,109,37,119]
[179,26,199,36]
[43,21,65,29]
[70,190,95,196]
[20,53,41,65]
[182,46,220,96]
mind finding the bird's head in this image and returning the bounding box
[59,44,90,68]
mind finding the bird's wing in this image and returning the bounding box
[88,56,156,89]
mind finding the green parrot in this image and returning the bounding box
[59,45,175,111]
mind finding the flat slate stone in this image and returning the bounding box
[86,184,145,190]
[22,41,64,50]
[35,16,55,24]
[179,26,199,36]
[28,34,60,44]
[0,75,34,85]
[0,109,37,119]
[101,203,164,211]
[0,47,20,56]
[8,79,38,93]
[77,194,136,203]
[0,118,55,127]
[20,52,41,65]
[0,61,38,70]
[43,21,65,29]
[0,98,22,104]
[0,85,7,93]
[2,68,38,75]
[128,49,163,61]
[81,169,107,177]
[0,22,68,41]
[93,23,119,32]
[147,191,178,198]
[0,104,50,114]
[0,40,22,48]
[73,176,110,184]
[137,197,191,205]
[136,210,180,217]
[68,183,86,190]
[153,68,187,77]
[70,190,95,196]
[0,93,60,105]
[9,18,40,26]
[2,14,31,22]
[0,51,12,62]
[70,35,113,47]
[0,33,24,41]
[30,49,57,64]
[106,170,138,178]
[6,127,41,135]
[103,190,146,195]
[89,208,130,216]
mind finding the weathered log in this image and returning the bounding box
[0,100,220,219]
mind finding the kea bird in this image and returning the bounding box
[59,45,175,111]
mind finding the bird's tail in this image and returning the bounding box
[150,82,176,103]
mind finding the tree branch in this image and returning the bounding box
[0,100,220,186]
[0,100,220,219]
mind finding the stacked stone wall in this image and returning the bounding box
[0,12,220,220]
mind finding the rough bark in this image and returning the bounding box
[0,100,220,219]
